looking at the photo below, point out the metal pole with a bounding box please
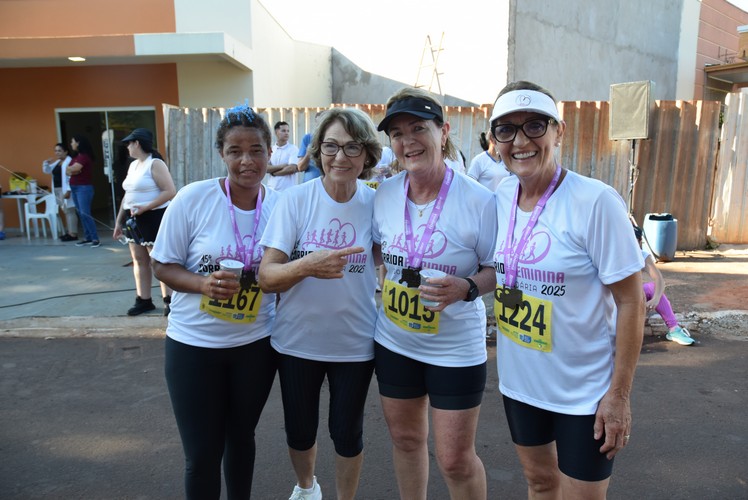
[628,138,637,216]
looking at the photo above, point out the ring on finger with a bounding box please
[217,279,222,287]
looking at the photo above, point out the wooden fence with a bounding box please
[164,93,746,249]
[710,89,748,244]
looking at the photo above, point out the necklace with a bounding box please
[412,199,436,217]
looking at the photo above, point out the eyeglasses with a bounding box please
[491,118,555,143]
[320,142,365,157]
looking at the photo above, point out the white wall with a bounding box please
[676,0,702,99]
[172,0,331,108]
[175,0,253,47]
[249,2,331,107]
[176,61,254,108]
[509,0,684,101]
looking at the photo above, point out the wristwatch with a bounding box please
[464,278,479,302]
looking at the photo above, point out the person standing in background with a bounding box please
[113,128,177,316]
[467,131,509,191]
[634,225,695,345]
[67,135,100,247]
[296,132,322,183]
[444,150,466,174]
[267,121,299,191]
[42,143,78,241]
[0,185,5,240]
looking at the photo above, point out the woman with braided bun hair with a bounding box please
[151,104,280,499]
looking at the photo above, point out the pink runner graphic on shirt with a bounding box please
[301,218,357,250]
[217,234,263,267]
[389,223,448,260]
[496,230,551,265]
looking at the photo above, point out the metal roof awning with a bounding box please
[705,60,748,85]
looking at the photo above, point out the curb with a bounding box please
[0,316,167,338]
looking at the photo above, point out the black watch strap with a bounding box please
[464,278,479,301]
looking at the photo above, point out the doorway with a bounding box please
[57,108,157,227]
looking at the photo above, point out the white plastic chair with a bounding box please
[24,194,59,240]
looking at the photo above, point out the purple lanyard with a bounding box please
[503,165,561,288]
[224,177,263,270]
[403,166,453,268]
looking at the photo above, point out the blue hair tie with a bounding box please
[226,100,255,123]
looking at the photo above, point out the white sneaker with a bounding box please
[288,476,322,500]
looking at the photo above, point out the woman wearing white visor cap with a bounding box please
[490,81,644,499]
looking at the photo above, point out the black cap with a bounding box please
[122,128,153,143]
[377,97,443,134]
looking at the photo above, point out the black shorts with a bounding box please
[503,395,615,482]
[374,342,486,410]
[127,207,166,246]
[277,353,374,458]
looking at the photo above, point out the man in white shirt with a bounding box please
[267,121,300,191]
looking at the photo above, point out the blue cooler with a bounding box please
[643,213,677,262]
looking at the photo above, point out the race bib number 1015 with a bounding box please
[383,280,440,334]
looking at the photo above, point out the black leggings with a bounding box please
[277,352,374,457]
[165,336,277,499]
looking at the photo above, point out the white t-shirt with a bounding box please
[43,156,74,208]
[493,170,644,415]
[369,146,396,183]
[467,152,510,192]
[372,171,498,367]
[151,178,279,348]
[444,155,466,174]
[260,178,378,362]
[121,155,169,210]
[267,142,300,191]
[377,146,395,167]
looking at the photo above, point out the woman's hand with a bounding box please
[594,389,632,460]
[202,271,241,300]
[419,265,495,312]
[303,246,365,279]
[418,274,469,312]
[259,246,367,293]
[418,274,470,311]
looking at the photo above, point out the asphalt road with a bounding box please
[1,333,746,499]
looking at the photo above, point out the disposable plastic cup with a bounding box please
[419,268,446,307]
[219,259,244,279]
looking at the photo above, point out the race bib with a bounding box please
[494,287,552,352]
[383,279,440,334]
[200,283,263,323]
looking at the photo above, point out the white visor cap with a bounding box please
[489,90,561,124]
